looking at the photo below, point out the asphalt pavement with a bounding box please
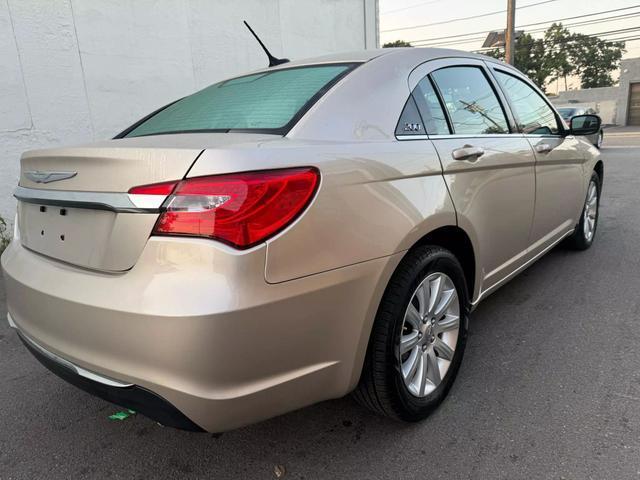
[1,134,640,479]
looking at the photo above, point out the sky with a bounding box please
[379,0,640,91]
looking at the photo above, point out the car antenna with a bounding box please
[243,21,289,67]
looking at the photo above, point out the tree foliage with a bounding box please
[543,23,575,90]
[0,215,10,255]
[484,23,626,91]
[571,34,625,88]
[383,40,412,48]
[485,33,551,90]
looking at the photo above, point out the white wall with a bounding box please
[0,0,378,223]
[549,86,620,125]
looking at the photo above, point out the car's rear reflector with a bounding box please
[144,168,319,249]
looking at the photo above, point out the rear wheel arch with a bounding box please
[349,225,477,392]
[409,226,476,301]
[594,160,604,186]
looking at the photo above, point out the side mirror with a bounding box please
[570,114,601,136]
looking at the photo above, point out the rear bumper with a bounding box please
[16,325,203,431]
[2,238,400,432]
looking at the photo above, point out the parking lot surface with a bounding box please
[1,134,640,479]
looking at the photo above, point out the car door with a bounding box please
[408,58,536,297]
[489,67,585,253]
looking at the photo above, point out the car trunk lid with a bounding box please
[16,133,278,271]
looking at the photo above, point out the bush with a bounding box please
[0,215,11,255]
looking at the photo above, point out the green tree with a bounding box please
[543,23,575,91]
[571,35,625,88]
[383,40,412,48]
[484,34,551,91]
[484,23,626,91]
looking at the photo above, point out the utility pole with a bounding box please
[505,0,516,65]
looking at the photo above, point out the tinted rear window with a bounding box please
[125,64,355,137]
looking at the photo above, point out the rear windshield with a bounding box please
[124,64,356,137]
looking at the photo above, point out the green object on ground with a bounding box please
[108,409,136,421]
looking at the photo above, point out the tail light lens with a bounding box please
[128,180,178,196]
[133,168,319,249]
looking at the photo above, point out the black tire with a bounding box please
[566,171,601,250]
[353,245,469,421]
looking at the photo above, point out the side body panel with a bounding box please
[431,136,536,294]
[526,134,586,252]
[484,63,589,255]
[407,57,536,300]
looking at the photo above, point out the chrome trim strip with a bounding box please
[396,134,430,141]
[396,133,525,141]
[8,313,133,388]
[471,229,574,307]
[428,134,521,139]
[14,186,164,213]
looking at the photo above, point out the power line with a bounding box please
[381,0,558,33]
[512,4,640,29]
[472,32,639,53]
[407,9,640,46]
[473,36,640,55]
[381,0,640,36]
[381,0,443,15]
[411,21,640,48]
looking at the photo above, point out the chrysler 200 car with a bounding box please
[2,48,602,432]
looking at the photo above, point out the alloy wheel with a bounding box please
[583,180,598,241]
[399,272,460,397]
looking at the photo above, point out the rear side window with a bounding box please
[494,70,559,135]
[431,66,509,135]
[124,64,355,137]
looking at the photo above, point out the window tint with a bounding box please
[395,96,425,136]
[412,78,450,135]
[494,70,559,135]
[430,66,508,135]
[125,65,353,137]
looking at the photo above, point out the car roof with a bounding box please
[257,47,507,71]
[284,48,522,142]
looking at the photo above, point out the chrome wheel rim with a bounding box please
[583,180,598,241]
[399,272,460,397]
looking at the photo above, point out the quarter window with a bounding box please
[430,66,509,135]
[494,70,560,135]
[412,78,450,135]
[395,96,425,136]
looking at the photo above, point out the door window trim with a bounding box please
[487,64,567,138]
[427,64,515,137]
[397,57,527,141]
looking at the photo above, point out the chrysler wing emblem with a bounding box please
[25,171,77,184]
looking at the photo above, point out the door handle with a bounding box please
[452,145,485,161]
[535,143,552,154]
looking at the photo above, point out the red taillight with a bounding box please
[128,180,178,196]
[146,168,319,249]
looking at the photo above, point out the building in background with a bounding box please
[0,0,379,221]
[549,57,640,127]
